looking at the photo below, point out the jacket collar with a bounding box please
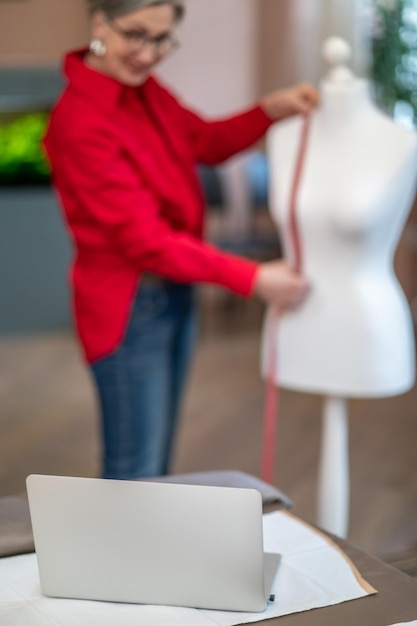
[63,48,146,113]
[62,48,204,211]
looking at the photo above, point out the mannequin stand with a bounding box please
[317,396,349,538]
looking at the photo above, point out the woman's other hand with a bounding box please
[261,83,319,121]
[253,260,309,312]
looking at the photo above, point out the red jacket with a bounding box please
[44,49,273,363]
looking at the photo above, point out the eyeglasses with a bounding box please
[107,20,180,56]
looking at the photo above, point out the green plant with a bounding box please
[0,112,51,186]
[370,0,417,126]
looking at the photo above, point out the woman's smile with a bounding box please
[122,58,152,84]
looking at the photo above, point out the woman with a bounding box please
[44,0,318,480]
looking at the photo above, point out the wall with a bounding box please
[257,0,296,93]
[0,0,374,111]
[258,0,371,94]
[0,0,259,112]
[156,0,261,237]
[157,0,259,116]
[258,0,331,92]
[0,0,89,66]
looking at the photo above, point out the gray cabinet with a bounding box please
[0,188,71,333]
[0,67,72,333]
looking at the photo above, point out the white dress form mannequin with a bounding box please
[262,37,417,537]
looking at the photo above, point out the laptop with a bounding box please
[26,474,280,613]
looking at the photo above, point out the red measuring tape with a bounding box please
[261,112,312,484]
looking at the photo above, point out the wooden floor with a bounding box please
[0,293,417,566]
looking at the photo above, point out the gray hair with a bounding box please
[87,0,184,21]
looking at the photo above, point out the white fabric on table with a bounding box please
[0,511,375,626]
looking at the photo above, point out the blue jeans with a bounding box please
[90,280,198,480]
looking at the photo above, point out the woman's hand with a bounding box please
[261,83,320,121]
[253,260,309,312]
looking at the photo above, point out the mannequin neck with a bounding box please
[318,78,375,128]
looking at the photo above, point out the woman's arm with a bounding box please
[180,104,273,166]
[53,126,258,296]
[51,125,308,310]
[178,83,319,165]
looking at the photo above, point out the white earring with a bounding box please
[90,39,106,57]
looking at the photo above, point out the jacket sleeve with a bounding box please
[53,127,259,297]
[179,103,274,166]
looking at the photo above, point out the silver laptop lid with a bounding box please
[26,474,267,612]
